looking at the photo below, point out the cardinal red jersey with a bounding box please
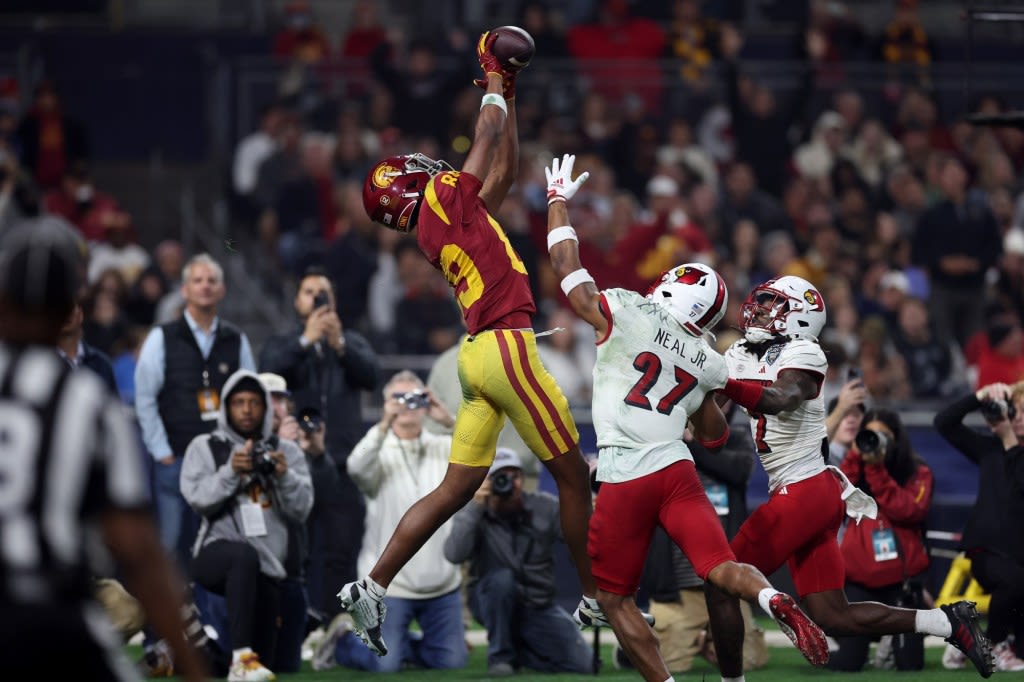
[416,170,535,335]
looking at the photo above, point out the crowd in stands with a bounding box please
[0,0,1022,410]
[4,0,1024,677]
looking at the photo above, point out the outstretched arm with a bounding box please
[464,32,513,196]
[479,67,518,212]
[545,155,605,335]
[721,368,819,415]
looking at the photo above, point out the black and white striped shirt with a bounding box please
[0,342,149,605]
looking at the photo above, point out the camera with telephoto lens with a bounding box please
[250,438,279,476]
[297,406,323,434]
[490,471,515,497]
[855,428,890,456]
[980,398,1017,423]
[394,390,431,410]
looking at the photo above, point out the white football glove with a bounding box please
[545,154,589,205]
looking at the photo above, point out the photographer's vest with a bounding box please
[157,317,242,456]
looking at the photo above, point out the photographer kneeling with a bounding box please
[831,408,933,672]
[444,448,592,677]
[934,382,1024,671]
[180,370,314,681]
[313,370,466,673]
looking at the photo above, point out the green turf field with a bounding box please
[142,642,983,680]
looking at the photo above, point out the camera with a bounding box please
[394,390,431,410]
[297,406,323,434]
[854,428,889,456]
[490,471,516,497]
[980,399,1017,422]
[312,291,330,310]
[250,438,279,476]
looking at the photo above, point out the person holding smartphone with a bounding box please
[259,266,379,625]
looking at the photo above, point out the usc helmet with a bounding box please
[361,153,453,232]
[741,275,827,343]
[647,263,728,337]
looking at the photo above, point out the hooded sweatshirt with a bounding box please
[180,369,313,580]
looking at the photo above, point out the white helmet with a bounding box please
[647,263,728,337]
[741,275,827,343]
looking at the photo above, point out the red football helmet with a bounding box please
[361,153,453,232]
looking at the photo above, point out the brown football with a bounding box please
[489,25,535,72]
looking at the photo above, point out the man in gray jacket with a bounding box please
[444,449,592,677]
[180,369,313,682]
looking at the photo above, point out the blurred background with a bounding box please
[2,0,1024,579]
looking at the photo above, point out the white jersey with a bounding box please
[592,289,729,484]
[724,338,828,492]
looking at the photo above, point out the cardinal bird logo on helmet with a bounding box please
[803,288,824,311]
[674,266,707,285]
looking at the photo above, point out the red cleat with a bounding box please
[768,593,829,666]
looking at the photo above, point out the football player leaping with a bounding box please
[716,276,995,678]
[545,153,829,682]
[338,33,602,658]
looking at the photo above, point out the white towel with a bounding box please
[827,465,878,523]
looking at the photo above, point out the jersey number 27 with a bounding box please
[624,351,697,416]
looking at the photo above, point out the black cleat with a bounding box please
[942,601,995,678]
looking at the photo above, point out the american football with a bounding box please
[489,25,535,72]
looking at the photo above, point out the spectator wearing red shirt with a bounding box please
[616,175,713,292]
[273,0,330,64]
[338,1,386,97]
[975,317,1024,390]
[566,0,666,114]
[16,81,89,191]
[43,163,120,243]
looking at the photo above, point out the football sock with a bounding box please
[915,608,952,637]
[722,676,745,682]
[758,588,780,616]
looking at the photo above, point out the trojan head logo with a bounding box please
[674,265,707,285]
[372,164,398,189]
[803,288,824,311]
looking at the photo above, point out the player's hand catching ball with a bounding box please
[546,154,590,205]
[474,30,516,99]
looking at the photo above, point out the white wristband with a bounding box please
[560,268,595,296]
[480,93,508,116]
[547,225,578,251]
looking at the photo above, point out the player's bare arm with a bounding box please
[544,155,605,334]
[689,394,730,450]
[478,36,518,211]
[463,33,510,193]
[722,367,819,415]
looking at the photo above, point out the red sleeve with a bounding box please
[864,462,932,525]
[839,448,862,481]
[595,293,613,346]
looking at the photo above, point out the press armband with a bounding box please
[560,268,595,296]
[480,93,508,116]
[547,226,578,251]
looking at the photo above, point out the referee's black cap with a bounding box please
[0,218,87,315]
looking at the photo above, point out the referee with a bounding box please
[0,221,206,681]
